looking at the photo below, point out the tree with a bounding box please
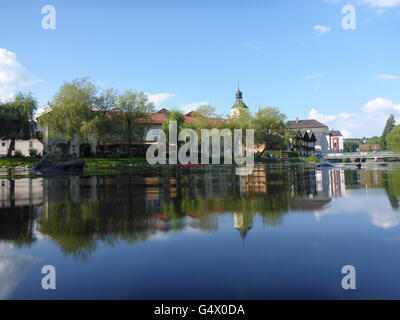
[189,105,225,135]
[192,105,218,118]
[0,92,38,156]
[162,109,187,141]
[286,130,302,152]
[81,88,119,154]
[380,115,396,150]
[253,107,287,157]
[39,78,97,149]
[368,136,380,145]
[114,90,155,153]
[386,125,400,152]
[344,141,358,152]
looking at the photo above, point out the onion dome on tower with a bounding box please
[230,82,249,117]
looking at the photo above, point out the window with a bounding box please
[1,142,5,147]
[29,141,33,148]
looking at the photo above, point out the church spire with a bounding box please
[236,81,243,101]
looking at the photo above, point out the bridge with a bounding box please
[322,151,400,161]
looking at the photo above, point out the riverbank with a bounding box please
[0,156,320,169]
[0,157,148,168]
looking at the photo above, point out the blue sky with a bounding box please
[0,0,399,138]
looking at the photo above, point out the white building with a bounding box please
[0,139,43,157]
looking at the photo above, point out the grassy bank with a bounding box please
[0,157,148,168]
[0,157,41,168]
[1,155,319,169]
[84,157,147,168]
[289,156,321,164]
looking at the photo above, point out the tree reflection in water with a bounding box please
[1,165,400,259]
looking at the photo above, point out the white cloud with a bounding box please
[308,97,400,138]
[0,48,41,102]
[146,93,175,107]
[0,243,36,299]
[339,112,356,120]
[361,97,398,113]
[308,108,336,123]
[361,0,400,8]
[313,189,400,229]
[181,101,210,114]
[374,74,400,80]
[314,25,331,37]
[340,129,352,138]
[304,74,321,80]
[323,0,400,12]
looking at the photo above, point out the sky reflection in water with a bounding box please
[1,164,400,299]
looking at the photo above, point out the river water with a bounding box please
[1,164,400,299]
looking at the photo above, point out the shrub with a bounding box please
[310,154,318,163]
[14,150,24,157]
[29,148,38,157]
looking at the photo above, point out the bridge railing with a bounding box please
[322,151,400,158]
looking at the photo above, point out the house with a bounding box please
[297,130,317,156]
[40,108,227,157]
[0,139,43,157]
[359,144,380,152]
[288,118,329,154]
[328,130,344,152]
[287,118,344,154]
[40,88,264,158]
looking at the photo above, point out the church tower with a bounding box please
[230,82,249,118]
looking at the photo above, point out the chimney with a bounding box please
[296,117,299,124]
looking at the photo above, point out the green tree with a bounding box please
[39,78,97,149]
[0,92,38,156]
[81,88,119,154]
[386,125,400,152]
[253,107,287,157]
[114,90,155,153]
[286,130,302,152]
[380,114,396,150]
[192,104,218,118]
[344,141,358,152]
[162,109,187,141]
[368,136,380,145]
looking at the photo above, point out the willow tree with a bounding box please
[39,78,97,150]
[81,88,119,154]
[113,90,155,153]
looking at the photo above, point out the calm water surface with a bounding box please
[1,164,400,299]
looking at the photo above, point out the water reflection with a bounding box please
[1,165,400,260]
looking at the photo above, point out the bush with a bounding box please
[29,148,38,157]
[14,150,23,157]
[310,154,318,163]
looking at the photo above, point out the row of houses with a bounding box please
[287,118,344,156]
[1,88,343,157]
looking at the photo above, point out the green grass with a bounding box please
[289,157,321,164]
[83,157,147,168]
[0,157,148,168]
[0,157,40,168]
